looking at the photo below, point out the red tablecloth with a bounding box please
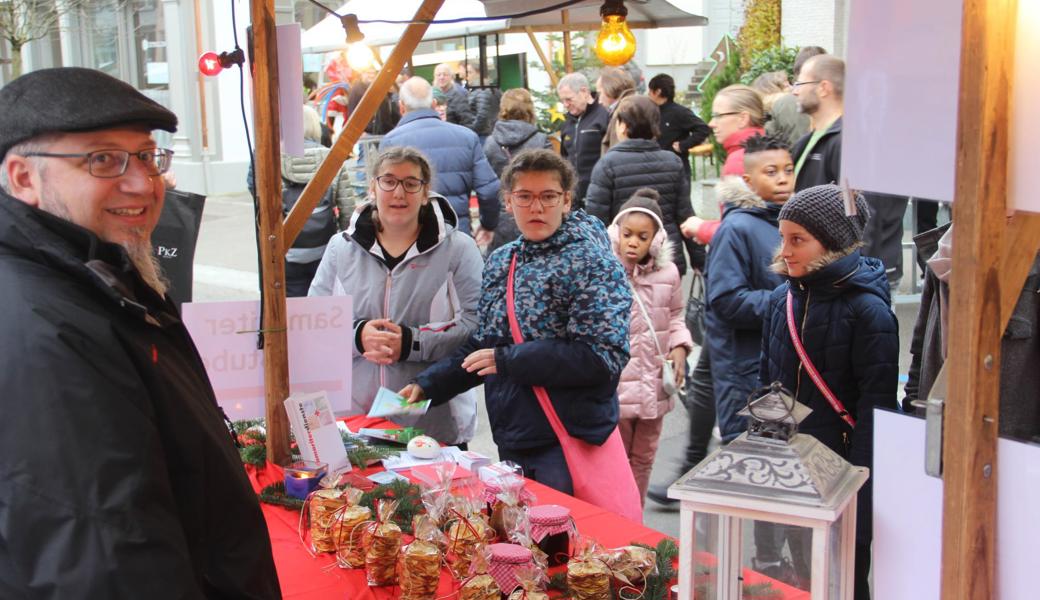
[249,416,808,600]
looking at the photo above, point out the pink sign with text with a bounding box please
[182,296,352,419]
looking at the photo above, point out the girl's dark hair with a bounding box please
[617,188,664,230]
[614,95,660,140]
[500,148,576,195]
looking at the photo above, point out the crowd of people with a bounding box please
[303,51,897,597]
[2,42,1035,597]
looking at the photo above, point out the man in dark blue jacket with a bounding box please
[382,76,500,241]
[558,72,610,208]
[647,73,711,179]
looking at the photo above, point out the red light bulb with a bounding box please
[198,51,224,76]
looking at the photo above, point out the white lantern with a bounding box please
[669,382,868,599]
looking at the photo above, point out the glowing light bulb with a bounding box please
[346,43,375,72]
[594,2,636,66]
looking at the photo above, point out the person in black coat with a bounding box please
[557,72,611,207]
[0,67,280,598]
[584,95,696,275]
[761,185,898,600]
[647,73,711,178]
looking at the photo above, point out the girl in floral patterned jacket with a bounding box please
[402,149,633,494]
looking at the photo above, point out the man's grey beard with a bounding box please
[122,233,169,298]
[38,190,168,296]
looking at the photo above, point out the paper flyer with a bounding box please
[284,391,351,473]
[366,386,431,418]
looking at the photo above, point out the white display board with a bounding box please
[843,0,963,201]
[873,410,1040,598]
[182,296,353,420]
[1009,1,1040,213]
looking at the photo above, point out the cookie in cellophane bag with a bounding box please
[459,545,501,600]
[446,496,492,579]
[566,536,612,600]
[307,486,362,554]
[333,504,372,568]
[398,539,442,600]
[364,499,402,586]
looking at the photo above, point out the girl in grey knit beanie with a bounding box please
[776,184,870,277]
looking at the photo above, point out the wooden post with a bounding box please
[941,0,1017,597]
[562,10,573,74]
[283,0,446,248]
[525,27,559,89]
[250,0,291,465]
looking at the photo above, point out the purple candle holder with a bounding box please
[284,460,327,500]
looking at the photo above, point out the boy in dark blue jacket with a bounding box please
[705,134,793,441]
[761,184,899,599]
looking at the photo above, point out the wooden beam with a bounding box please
[251,0,291,465]
[561,10,573,74]
[941,0,1017,597]
[1000,213,1040,327]
[283,0,446,248]
[525,27,559,89]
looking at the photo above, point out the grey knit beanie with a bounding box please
[778,184,870,252]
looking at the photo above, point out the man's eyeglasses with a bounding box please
[23,148,174,178]
[510,190,565,207]
[710,111,742,120]
[375,175,426,194]
[792,80,822,89]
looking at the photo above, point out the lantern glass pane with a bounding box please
[692,513,721,598]
[744,520,813,597]
[827,514,844,600]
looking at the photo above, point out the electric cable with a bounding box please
[230,0,267,350]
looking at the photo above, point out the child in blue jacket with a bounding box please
[705,134,793,442]
[760,184,899,599]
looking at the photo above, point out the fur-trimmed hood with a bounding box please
[772,247,890,305]
[608,206,674,271]
[716,176,768,210]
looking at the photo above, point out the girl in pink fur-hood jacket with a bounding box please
[608,189,693,503]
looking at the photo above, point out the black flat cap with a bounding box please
[0,67,178,160]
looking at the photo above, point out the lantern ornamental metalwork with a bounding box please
[668,382,868,599]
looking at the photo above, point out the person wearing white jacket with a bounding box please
[309,146,484,445]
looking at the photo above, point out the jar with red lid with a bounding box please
[528,504,573,566]
[488,542,535,596]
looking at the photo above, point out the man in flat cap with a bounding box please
[0,68,280,598]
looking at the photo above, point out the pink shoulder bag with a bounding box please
[786,290,856,428]
[506,254,643,523]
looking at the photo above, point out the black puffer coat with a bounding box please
[584,138,694,274]
[0,193,280,599]
[467,87,501,137]
[560,100,610,205]
[760,249,899,542]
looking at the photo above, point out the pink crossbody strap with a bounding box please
[786,289,856,428]
[506,254,570,435]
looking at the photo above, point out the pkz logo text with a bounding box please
[156,246,179,259]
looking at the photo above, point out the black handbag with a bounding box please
[685,269,706,347]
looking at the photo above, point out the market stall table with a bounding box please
[245,416,809,599]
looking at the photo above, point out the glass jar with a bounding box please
[528,504,572,566]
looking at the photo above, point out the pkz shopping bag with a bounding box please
[152,188,205,308]
[506,254,642,523]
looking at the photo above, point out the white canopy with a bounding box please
[478,0,708,29]
[301,0,507,53]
